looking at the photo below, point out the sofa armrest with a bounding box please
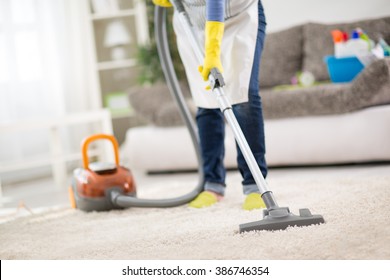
[350,57,390,107]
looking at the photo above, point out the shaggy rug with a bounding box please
[0,165,389,260]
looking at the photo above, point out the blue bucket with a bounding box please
[324,55,364,83]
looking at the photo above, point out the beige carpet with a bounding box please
[1,165,389,260]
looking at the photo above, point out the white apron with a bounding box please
[173,0,258,109]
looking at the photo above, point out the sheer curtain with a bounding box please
[0,0,66,121]
[0,0,97,180]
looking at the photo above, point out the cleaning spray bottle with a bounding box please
[345,29,370,57]
[331,30,348,58]
[378,37,390,56]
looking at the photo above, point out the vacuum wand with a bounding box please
[171,0,325,232]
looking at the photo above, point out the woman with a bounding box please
[153,0,267,210]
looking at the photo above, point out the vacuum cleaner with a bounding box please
[69,0,325,233]
[69,133,137,211]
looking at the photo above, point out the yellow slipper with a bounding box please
[189,191,220,208]
[242,193,266,210]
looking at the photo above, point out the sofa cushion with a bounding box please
[303,16,390,81]
[260,25,303,88]
[155,99,197,127]
[262,83,349,119]
[261,58,390,119]
[128,81,195,127]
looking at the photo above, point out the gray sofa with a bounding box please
[260,16,390,119]
[122,16,390,172]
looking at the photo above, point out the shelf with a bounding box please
[87,0,149,142]
[97,58,137,71]
[91,9,137,21]
[111,112,134,120]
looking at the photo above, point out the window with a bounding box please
[0,0,66,162]
[0,34,8,84]
[0,0,99,184]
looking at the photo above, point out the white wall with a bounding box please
[263,0,390,32]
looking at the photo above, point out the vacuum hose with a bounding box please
[111,6,204,208]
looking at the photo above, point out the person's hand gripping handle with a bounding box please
[152,0,172,8]
[153,0,225,89]
[198,21,225,89]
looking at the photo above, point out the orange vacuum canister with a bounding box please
[69,134,136,211]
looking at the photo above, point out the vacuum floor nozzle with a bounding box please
[239,207,325,233]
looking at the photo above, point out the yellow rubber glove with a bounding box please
[198,21,224,81]
[152,0,172,8]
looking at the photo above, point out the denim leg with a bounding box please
[196,108,226,195]
[232,0,267,194]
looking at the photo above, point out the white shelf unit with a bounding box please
[88,0,149,142]
[90,9,137,20]
[97,58,137,71]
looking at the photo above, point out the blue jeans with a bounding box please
[196,0,267,195]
